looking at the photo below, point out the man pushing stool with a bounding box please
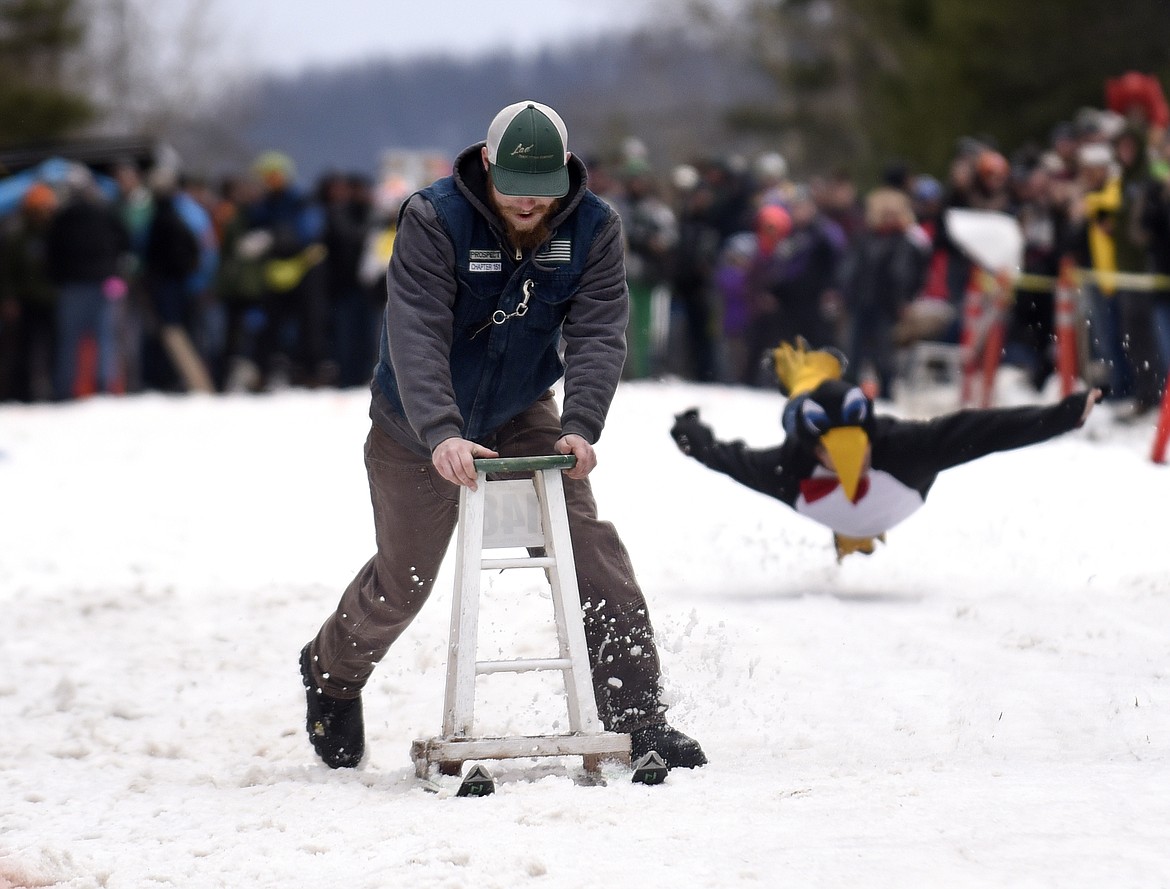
[299,100,706,773]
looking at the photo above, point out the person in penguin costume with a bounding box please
[670,338,1102,561]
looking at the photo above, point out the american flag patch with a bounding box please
[535,239,571,264]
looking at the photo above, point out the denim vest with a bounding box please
[374,176,612,443]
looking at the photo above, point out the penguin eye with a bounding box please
[801,399,830,436]
[842,387,869,425]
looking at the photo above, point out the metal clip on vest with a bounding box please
[472,278,535,340]
[490,278,534,326]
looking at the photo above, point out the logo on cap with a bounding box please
[486,100,570,198]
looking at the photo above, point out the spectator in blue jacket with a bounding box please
[45,166,131,400]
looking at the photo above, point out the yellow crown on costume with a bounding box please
[771,337,843,397]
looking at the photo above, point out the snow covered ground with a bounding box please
[2,372,1167,888]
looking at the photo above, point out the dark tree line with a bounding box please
[5,0,1169,187]
[721,0,1170,178]
[0,0,92,146]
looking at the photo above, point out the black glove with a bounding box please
[1070,387,1104,427]
[671,409,714,456]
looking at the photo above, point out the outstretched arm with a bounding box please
[882,389,1102,478]
[670,409,797,503]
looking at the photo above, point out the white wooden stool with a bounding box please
[411,455,631,779]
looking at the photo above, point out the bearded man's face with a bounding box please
[486,186,559,252]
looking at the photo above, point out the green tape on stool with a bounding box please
[473,455,577,473]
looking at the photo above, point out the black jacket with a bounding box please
[672,393,1092,537]
[46,197,130,285]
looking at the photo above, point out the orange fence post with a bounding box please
[1151,375,1170,464]
[958,270,985,407]
[1054,256,1080,397]
[978,271,1012,408]
[959,268,1010,408]
[73,336,98,399]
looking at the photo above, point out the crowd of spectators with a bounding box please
[0,151,390,401]
[3,76,1170,418]
[599,78,1170,418]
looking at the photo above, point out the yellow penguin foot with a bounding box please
[833,532,887,563]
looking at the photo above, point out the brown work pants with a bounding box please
[306,392,666,733]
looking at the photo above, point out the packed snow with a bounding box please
[1,372,1167,888]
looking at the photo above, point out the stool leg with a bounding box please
[443,477,486,741]
[535,469,603,736]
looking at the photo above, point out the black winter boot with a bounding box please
[631,723,707,770]
[299,644,365,769]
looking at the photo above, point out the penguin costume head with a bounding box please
[774,338,874,503]
[782,379,875,502]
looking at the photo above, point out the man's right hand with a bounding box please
[432,437,500,490]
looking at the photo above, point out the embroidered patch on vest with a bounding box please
[469,249,502,272]
[535,239,571,264]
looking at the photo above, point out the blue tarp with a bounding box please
[0,157,119,217]
[175,190,219,292]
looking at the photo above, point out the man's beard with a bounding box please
[487,192,559,252]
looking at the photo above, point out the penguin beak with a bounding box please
[819,427,869,502]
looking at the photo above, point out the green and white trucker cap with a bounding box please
[485,100,570,198]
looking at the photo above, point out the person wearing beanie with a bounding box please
[0,183,59,401]
[1071,140,1138,404]
[839,187,929,399]
[245,149,328,389]
[299,101,706,775]
[740,184,846,386]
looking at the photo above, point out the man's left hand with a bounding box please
[555,434,595,479]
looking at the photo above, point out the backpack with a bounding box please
[146,197,201,279]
